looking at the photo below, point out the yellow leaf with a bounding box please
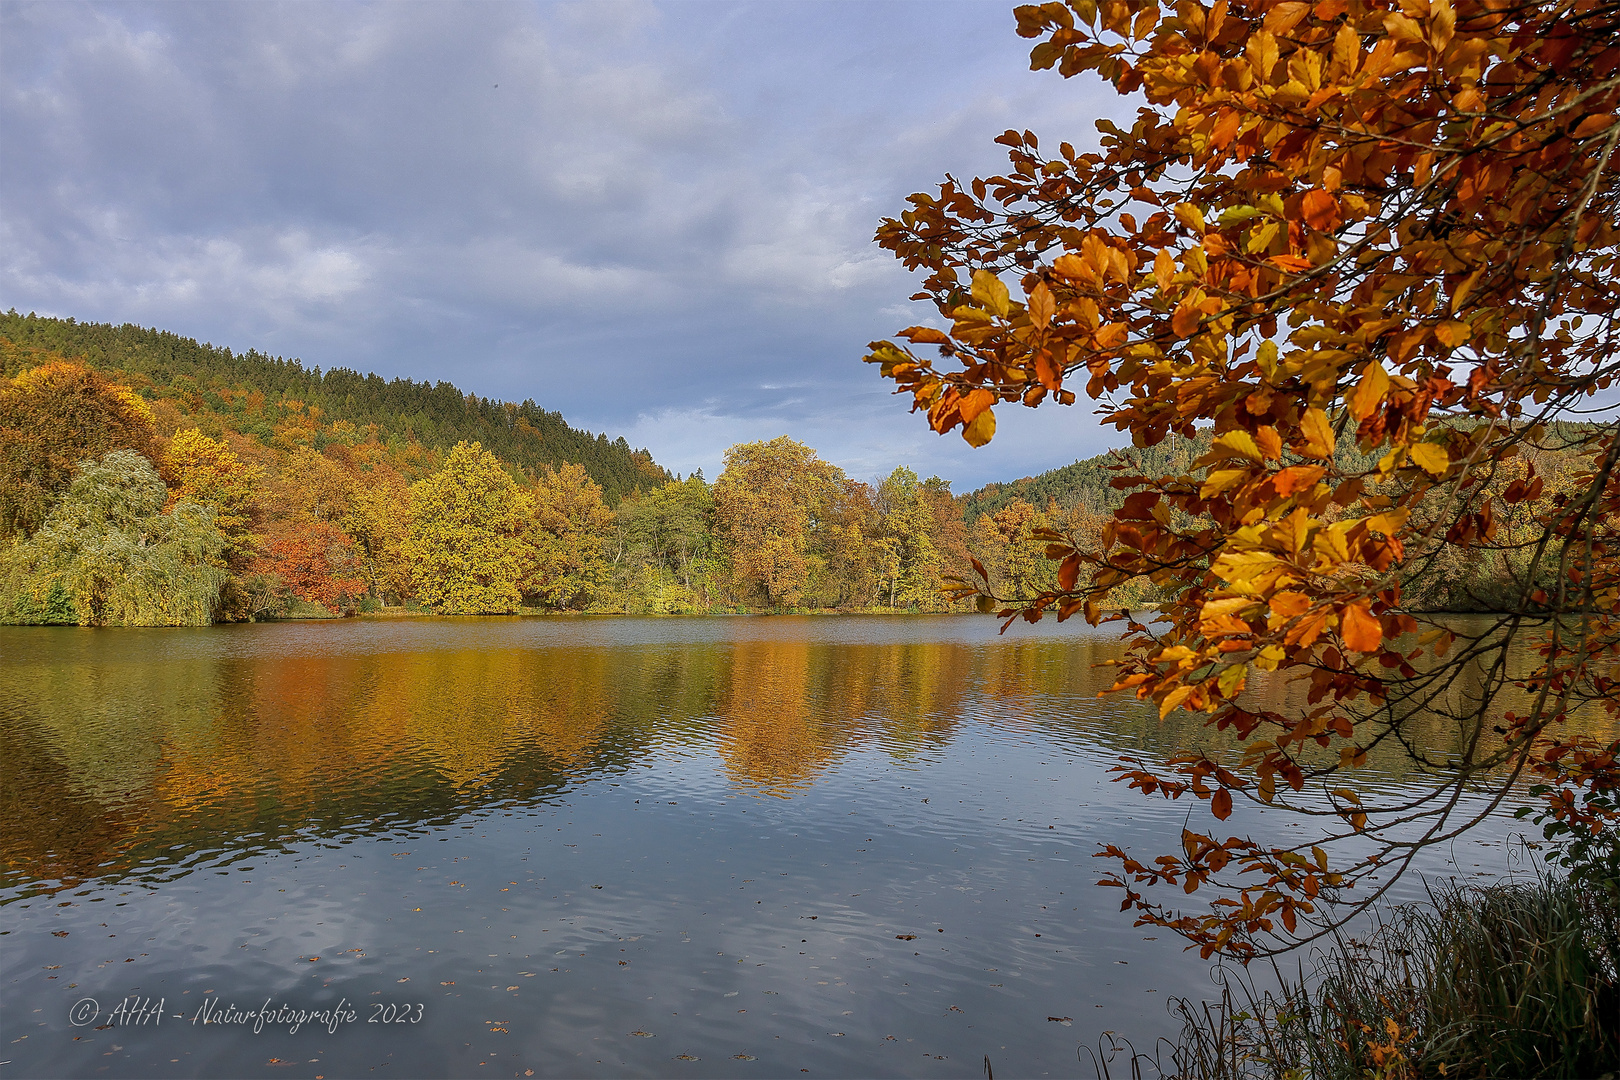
[1433,320,1470,349]
[1384,10,1424,42]
[1331,22,1360,74]
[1217,665,1247,698]
[1212,430,1264,462]
[1365,507,1409,535]
[1255,426,1282,459]
[1317,521,1352,565]
[971,269,1011,318]
[1299,407,1336,459]
[1213,550,1279,584]
[1255,340,1280,383]
[1159,685,1195,718]
[1174,203,1207,234]
[1247,29,1280,81]
[1201,596,1256,620]
[1409,442,1450,476]
[1346,363,1390,421]
[1201,468,1250,498]
[962,406,996,447]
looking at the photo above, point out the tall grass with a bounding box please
[1097,875,1620,1079]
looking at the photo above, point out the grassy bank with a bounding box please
[1108,874,1620,1079]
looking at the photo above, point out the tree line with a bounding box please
[3,329,1584,626]
[0,337,1089,624]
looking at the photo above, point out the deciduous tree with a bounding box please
[868,0,1620,957]
[160,428,261,563]
[405,441,531,615]
[525,462,616,610]
[250,521,364,614]
[0,359,158,539]
[2,450,227,626]
[714,437,844,608]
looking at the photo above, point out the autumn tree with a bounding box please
[250,521,364,614]
[874,467,966,610]
[714,437,845,608]
[262,445,356,526]
[160,428,261,563]
[612,474,718,610]
[1,450,227,626]
[867,0,1620,957]
[0,359,158,539]
[342,465,414,604]
[969,497,1055,599]
[405,441,531,614]
[524,462,616,610]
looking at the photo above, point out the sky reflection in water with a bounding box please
[0,616,1541,1078]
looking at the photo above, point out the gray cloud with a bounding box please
[1,0,1133,487]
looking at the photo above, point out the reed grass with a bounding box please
[1092,874,1619,1079]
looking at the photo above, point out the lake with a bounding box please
[0,616,1543,1078]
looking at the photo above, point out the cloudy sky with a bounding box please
[1,1,1134,489]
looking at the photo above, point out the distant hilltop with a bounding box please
[0,310,669,503]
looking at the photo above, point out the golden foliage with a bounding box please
[868,0,1620,957]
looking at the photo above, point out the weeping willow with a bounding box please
[1,450,228,626]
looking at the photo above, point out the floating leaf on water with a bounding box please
[629,1031,655,1038]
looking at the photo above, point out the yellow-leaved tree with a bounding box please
[160,428,261,563]
[405,441,532,615]
[524,462,616,610]
[713,437,844,609]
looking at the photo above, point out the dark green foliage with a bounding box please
[963,433,1212,521]
[0,311,669,504]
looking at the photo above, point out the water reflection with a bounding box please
[5,616,1612,906]
[1,623,1069,896]
[3,616,1609,1080]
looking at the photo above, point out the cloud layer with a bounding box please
[1,0,1132,487]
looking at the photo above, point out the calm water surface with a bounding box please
[0,616,1542,1078]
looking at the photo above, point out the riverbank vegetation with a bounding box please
[3,313,1602,626]
[2,317,1134,623]
[1135,870,1619,1079]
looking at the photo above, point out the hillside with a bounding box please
[962,434,1210,521]
[0,311,668,503]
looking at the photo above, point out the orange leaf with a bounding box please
[1341,601,1382,653]
[958,388,995,425]
[1211,789,1233,820]
[1269,591,1311,619]
[1172,300,1202,338]
[1029,281,1056,329]
[1058,554,1080,592]
[1034,350,1063,390]
[1273,465,1325,496]
[1301,190,1341,232]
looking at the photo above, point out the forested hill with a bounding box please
[963,434,1211,522]
[0,311,668,503]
